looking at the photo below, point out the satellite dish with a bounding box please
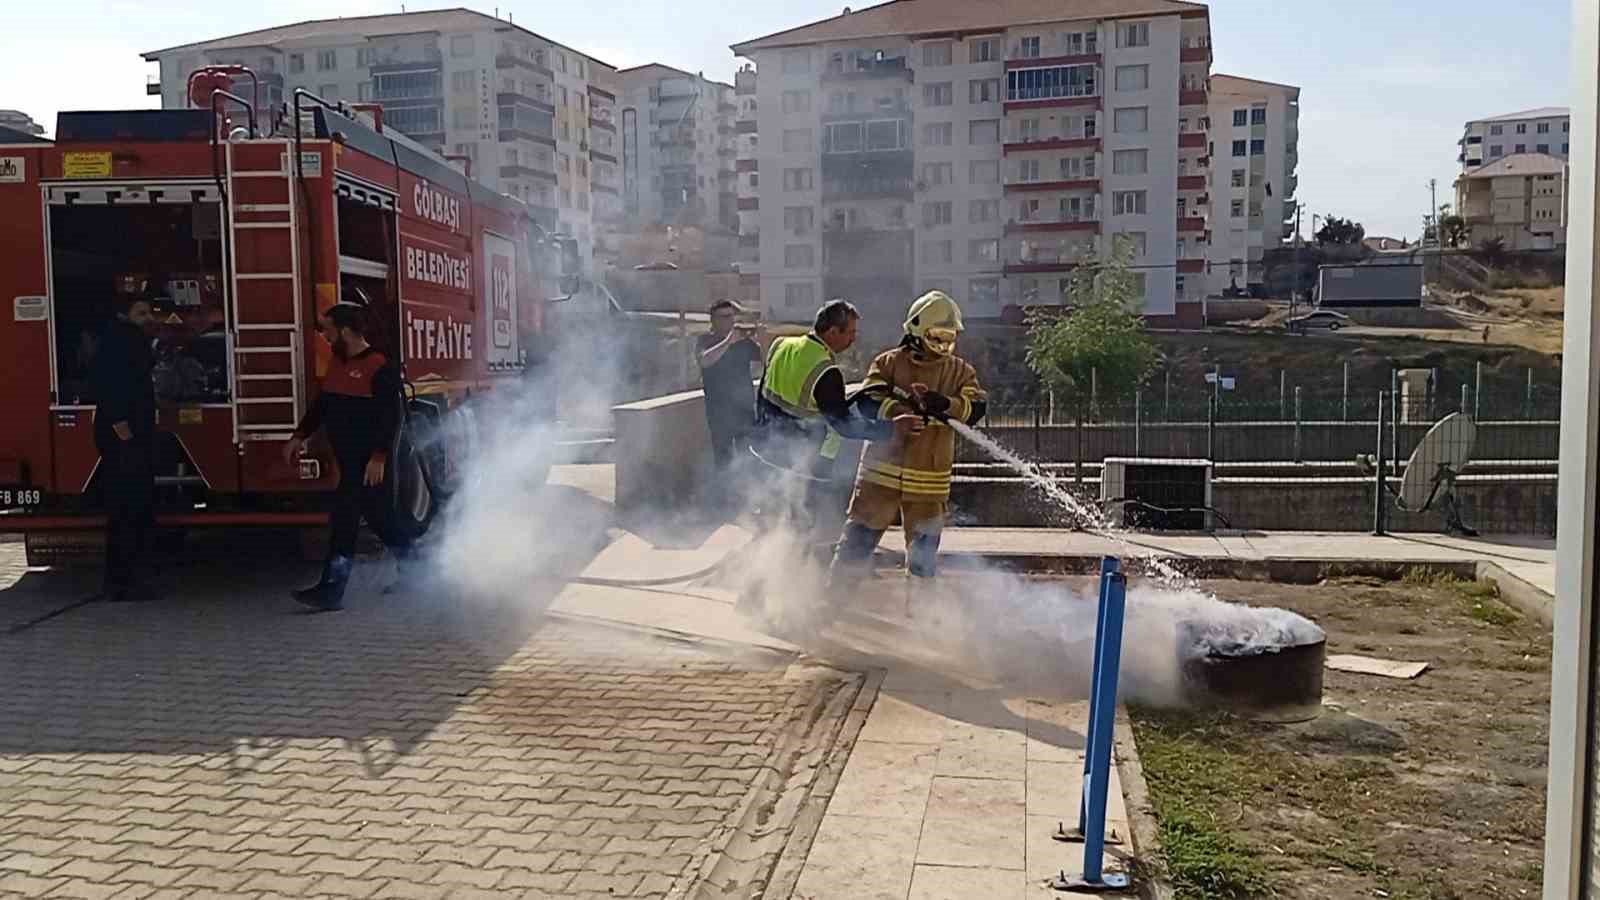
[1396,412,1478,536]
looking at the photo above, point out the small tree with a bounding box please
[1315,215,1366,246]
[1025,235,1161,412]
[1439,213,1469,248]
[1476,235,1508,267]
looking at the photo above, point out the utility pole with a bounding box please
[1292,203,1303,314]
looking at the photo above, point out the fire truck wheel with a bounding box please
[383,423,436,542]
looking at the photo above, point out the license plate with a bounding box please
[0,488,44,510]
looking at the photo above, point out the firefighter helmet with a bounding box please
[904,290,964,357]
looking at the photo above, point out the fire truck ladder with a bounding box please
[224,141,305,443]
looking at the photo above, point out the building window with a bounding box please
[785,245,815,268]
[1117,231,1147,256]
[924,82,953,106]
[1018,36,1041,58]
[1516,123,1528,134]
[782,49,810,74]
[970,160,999,185]
[1564,120,1571,132]
[1231,168,1246,187]
[555,52,567,73]
[452,70,473,92]
[1006,64,1096,101]
[357,83,372,101]
[1019,197,1042,220]
[970,39,999,63]
[783,206,815,233]
[969,278,999,307]
[923,122,952,146]
[558,86,569,106]
[450,35,474,58]
[453,107,476,129]
[1060,155,1093,178]
[318,84,340,101]
[1538,143,1550,154]
[921,162,953,185]
[1564,143,1570,154]
[1061,30,1098,55]
[781,90,811,113]
[923,42,952,66]
[969,198,1000,223]
[1231,139,1247,157]
[1231,198,1244,217]
[1060,196,1095,221]
[1488,144,1503,158]
[355,48,371,67]
[969,78,1001,104]
[783,168,814,190]
[1018,158,1041,182]
[1249,139,1265,155]
[1489,124,1503,135]
[1115,65,1149,92]
[969,239,999,263]
[782,128,812,152]
[577,193,589,211]
[1116,22,1150,48]
[1232,109,1247,127]
[577,159,588,177]
[559,188,571,208]
[1538,122,1551,134]
[1112,190,1147,215]
[969,119,1000,144]
[785,282,816,310]
[1112,149,1148,175]
[923,201,953,227]
[316,50,337,71]
[1516,143,1527,153]
[1251,107,1267,125]
[289,53,305,73]
[1018,118,1041,142]
[923,240,953,264]
[1113,107,1148,134]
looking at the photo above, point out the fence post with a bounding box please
[1526,367,1534,420]
[1134,390,1142,456]
[1033,392,1042,455]
[1207,396,1217,461]
[1293,386,1303,463]
[1091,368,1099,422]
[1279,369,1287,420]
[1164,368,1171,421]
[1342,361,1349,421]
[1475,360,1483,422]
[1461,383,1470,417]
[1390,388,1400,479]
[1075,408,1084,486]
[1374,390,1387,536]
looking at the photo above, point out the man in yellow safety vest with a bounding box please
[827,290,987,582]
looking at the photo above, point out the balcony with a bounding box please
[369,47,443,74]
[1177,217,1208,233]
[821,99,912,123]
[499,128,557,147]
[1180,46,1210,63]
[822,55,912,82]
[1005,218,1101,234]
[1177,258,1207,274]
[1003,136,1099,155]
[1004,178,1100,194]
[737,197,759,211]
[589,147,618,164]
[1005,93,1100,112]
[374,71,443,102]
[587,84,616,102]
[497,91,555,115]
[1003,236,1097,273]
[654,126,694,148]
[1005,53,1102,71]
[589,115,616,133]
[500,164,557,182]
[737,120,757,134]
[1179,89,1208,107]
[1177,175,1207,191]
[1178,132,1207,149]
[736,158,758,173]
[496,53,554,78]
[821,174,914,202]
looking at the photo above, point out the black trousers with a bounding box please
[100,438,155,591]
[328,455,411,560]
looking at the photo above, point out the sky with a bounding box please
[2,0,1571,240]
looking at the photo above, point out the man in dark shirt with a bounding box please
[697,300,762,500]
[91,298,159,603]
[284,302,409,612]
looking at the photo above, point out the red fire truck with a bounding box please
[0,71,576,564]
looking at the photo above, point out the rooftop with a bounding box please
[1471,106,1570,124]
[1210,73,1300,96]
[141,7,616,71]
[732,0,1207,54]
[1460,152,1568,180]
[616,63,733,90]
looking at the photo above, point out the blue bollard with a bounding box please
[1060,556,1123,845]
[1054,570,1132,893]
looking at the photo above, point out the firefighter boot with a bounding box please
[292,555,353,612]
[383,545,422,595]
[826,523,885,594]
[906,525,943,579]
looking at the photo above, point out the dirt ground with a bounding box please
[1132,573,1549,900]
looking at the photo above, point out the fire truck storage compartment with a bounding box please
[49,187,229,407]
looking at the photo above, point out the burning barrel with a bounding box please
[1178,617,1326,722]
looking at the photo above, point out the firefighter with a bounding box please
[283,302,412,612]
[828,290,987,584]
[91,297,159,603]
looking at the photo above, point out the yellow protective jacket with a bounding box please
[856,346,986,501]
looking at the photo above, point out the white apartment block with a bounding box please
[618,65,740,230]
[141,9,620,264]
[1454,153,1568,250]
[1459,106,1570,173]
[1205,73,1298,294]
[732,0,1214,329]
[735,65,762,305]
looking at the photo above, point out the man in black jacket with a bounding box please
[91,298,159,603]
[283,302,409,612]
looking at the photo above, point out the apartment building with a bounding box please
[1459,106,1570,173]
[618,65,740,230]
[735,64,762,305]
[1205,73,1298,294]
[731,0,1213,330]
[140,9,619,263]
[1454,153,1568,250]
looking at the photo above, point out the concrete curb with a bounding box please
[1112,707,1175,900]
[1478,561,1554,624]
[875,548,1483,584]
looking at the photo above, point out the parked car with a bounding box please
[1287,309,1351,333]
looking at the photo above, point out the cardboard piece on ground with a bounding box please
[1325,654,1429,679]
